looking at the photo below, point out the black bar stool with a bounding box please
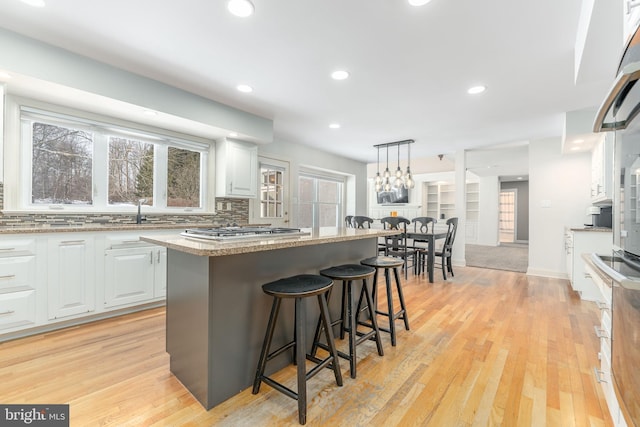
[252,274,343,425]
[360,256,410,346]
[310,264,384,379]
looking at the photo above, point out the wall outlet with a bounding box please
[216,202,224,210]
[226,202,232,210]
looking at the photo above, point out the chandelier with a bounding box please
[373,139,415,192]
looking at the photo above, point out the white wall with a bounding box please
[528,137,592,278]
[477,175,500,246]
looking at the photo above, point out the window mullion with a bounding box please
[155,145,168,209]
[93,133,109,209]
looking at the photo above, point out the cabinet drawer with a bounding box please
[0,256,36,292]
[0,238,37,256]
[0,290,36,331]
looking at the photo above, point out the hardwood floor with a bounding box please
[0,266,613,426]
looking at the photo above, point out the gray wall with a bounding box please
[500,180,529,242]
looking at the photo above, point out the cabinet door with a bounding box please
[104,247,155,308]
[0,290,36,331]
[47,237,95,319]
[154,247,167,298]
[227,141,257,197]
[216,139,258,198]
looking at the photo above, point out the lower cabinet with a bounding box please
[47,236,95,320]
[104,246,166,308]
[0,290,36,331]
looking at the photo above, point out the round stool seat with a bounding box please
[262,274,333,298]
[320,264,375,280]
[361,256,404,269]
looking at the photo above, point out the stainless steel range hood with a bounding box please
[594,25,640,132]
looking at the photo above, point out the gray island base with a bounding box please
[141,227,398,410]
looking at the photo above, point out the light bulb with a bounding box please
[394,176,404,188]
[395,166,403,179]
[383,167,391,179]
[375,182,382,192]
[405,175,415,189]
[375,172,382,185]
[384,179,391,192]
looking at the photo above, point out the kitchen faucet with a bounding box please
[136,199,147,224]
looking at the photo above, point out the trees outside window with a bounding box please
[31,122,93,205]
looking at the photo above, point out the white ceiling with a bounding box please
[0,0,624,164]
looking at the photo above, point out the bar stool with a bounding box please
[360,256,410,346]
[310,264,384,379]
[252,274,343,425]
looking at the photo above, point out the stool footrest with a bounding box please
[266,341,295,362]
[261,376,297,401]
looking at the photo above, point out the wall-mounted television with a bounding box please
[377,186,408,204]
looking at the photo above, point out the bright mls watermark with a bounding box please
[0,405,69,426]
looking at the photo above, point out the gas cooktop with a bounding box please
[181,226,310,241]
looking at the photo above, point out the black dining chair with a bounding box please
[411,217,435,275]
[380,216,416,279]
[345,215,354,228]
[352,216,373,229]
[434,217,458,280]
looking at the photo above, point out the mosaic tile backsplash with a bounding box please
[0,182,250,227]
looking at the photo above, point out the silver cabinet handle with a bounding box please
[594,325,609,339]
[593,366,607,383]
[156,250,161,264]
[0,310,15,316]
[0,275,16,281]
[596,301,609,310]
[149,251,154,265]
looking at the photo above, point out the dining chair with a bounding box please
[380,216,416,279]
[434,217,458,280]
[345,215,354,228]
[411,217,435,275]
[352,216,373,229]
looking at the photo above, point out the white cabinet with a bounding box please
[565,229,612,301]
[47,235,95,319]
[591,133,613,205]
[624,0,640,46]
[0,237,39,332]
[216,138,258,198]
[103,235,168,308]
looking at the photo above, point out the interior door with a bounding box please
[251,157,290,227]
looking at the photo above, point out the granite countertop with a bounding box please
[141,227,399,257]
[568,226,613,232]
[0,223,219,234]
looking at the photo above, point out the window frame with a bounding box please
[297,170,345,228]
[4,96,213,214]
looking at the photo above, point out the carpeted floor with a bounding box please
[465,243,528,273]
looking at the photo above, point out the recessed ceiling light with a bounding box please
[20,0,45,7]
[467,85,487,95]
[0,71,11,79]
[329,123,341,129]
[517,176,523,180]
[143,109,158,116]
[229,132,239,137]
[236,84,253,93]
[331,70,350,80]
[570,146,582,151]
[227,0,254,17]
[408,0,432,5]
[573,138,584,144]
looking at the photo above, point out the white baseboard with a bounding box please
[526,268,568,279]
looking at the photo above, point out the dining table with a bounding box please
[406,230,448,283]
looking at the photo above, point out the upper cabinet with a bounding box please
[592,133,613,205]
[624,0,640,45]
[215,138,258,198]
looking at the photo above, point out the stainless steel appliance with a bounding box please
[593,23,640,427]
[181,226,310,241]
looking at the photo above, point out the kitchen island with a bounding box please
[141,227,398,410]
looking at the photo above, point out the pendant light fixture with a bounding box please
[374,146,383,192]
[405,143,415,189]
[371,139,414,192]
[384,146,392,191]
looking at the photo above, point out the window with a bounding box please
[18,105,209,212]
[32,122,94,205]
[260,165,284,218]
[298,173,344,228]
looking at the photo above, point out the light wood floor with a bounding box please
[0,266,613,426]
